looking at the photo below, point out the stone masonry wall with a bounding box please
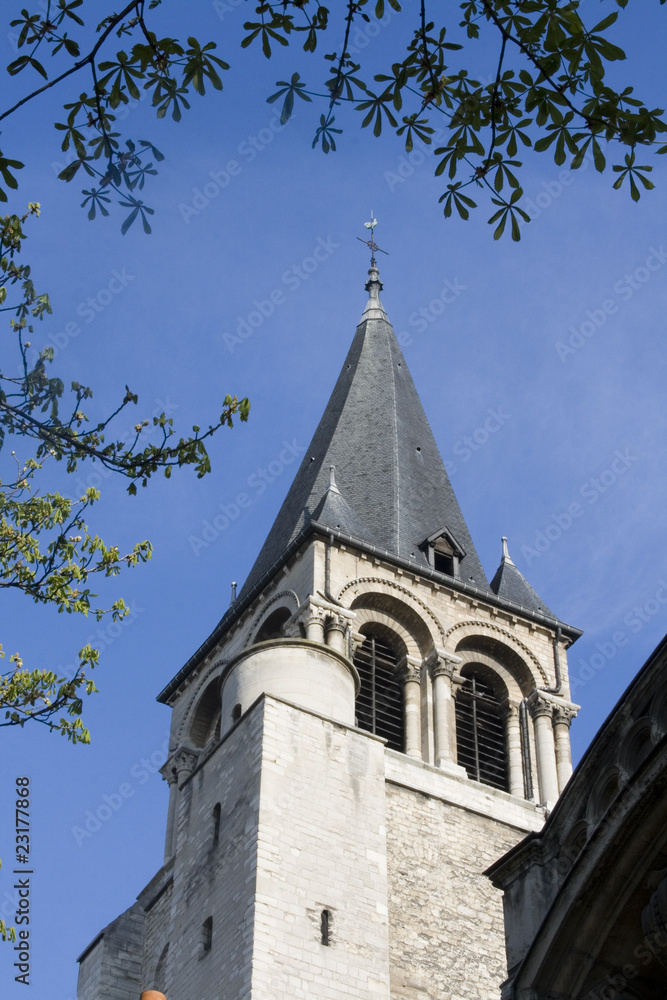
[141,877,172,991]
[158,698,264,1000]
[76,903,144,1000]
[385,782,525,1000]
[251,697,391,1000]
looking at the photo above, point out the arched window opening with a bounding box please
[190,680,222,748]
[255,607,291,643]
[455,670,508,791]
[154,942,169,993]
[354,632,404,752]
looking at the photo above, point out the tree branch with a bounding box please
[0,0,140,124]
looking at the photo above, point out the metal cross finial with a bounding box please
[357,212,388,267]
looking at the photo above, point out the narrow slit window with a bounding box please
[202,916,213,954]
[231,703,242,723]
[212,803,221,848]
[321,909,332,946]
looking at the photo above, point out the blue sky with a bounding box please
[1,2,666,996]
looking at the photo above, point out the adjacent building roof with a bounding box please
[237,265,489,601]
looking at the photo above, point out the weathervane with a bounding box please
[357,212,388,267]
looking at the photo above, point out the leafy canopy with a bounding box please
[0,203,248,747]
[1,0,666,239]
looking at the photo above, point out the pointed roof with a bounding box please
[158,271,583,705]
[490,537,556,618]
[237,265,488,601]
[310,467,376,541]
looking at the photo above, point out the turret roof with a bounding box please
[489,537,556,619]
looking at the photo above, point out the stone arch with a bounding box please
[586,764,622,828]
[338,576,445,656]
[253,606,292,643]
[352,607,415,662]
[650,682,667,742]
[187,677,222,748]
[456,648,523,704]
[618,717,653,777]
[153,942,169,994]
[175,658,225,747]
[557,818,588,879]
[445,619,548,687]
[250,590,300,642]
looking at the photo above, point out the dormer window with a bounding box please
[423,526,465,579]
[433,538,456,576]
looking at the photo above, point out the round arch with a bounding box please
[456,648,523,704]
[251,590,300,642]
[175,658,225,747]
[446,619,549,688]
[187,677,222,748]
[339,576,444,657]
[352,607,415,662]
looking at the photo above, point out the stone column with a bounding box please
[429,652,461,767]
[503,701,524,798]
[528,693,559,806]
[553,704,577,792]
[174,747,198,788]
[160,762,179,861]
[400,657,422,759]
[303,607,326,643]
[325,614,348,655]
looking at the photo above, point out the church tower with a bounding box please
[77,258,581,1000]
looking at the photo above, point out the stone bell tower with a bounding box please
[77,257,581,1000]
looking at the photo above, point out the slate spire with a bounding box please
[237,265,488,600]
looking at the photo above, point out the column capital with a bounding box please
[325,613,350,635]
[173,747,199,785]
[501,699,521,722]
[429,649,462,680]
[398,655,422,684]
[160,758,179,786]
[294,603,326,629]
[527,690,557,720]
[553,703,578,727]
